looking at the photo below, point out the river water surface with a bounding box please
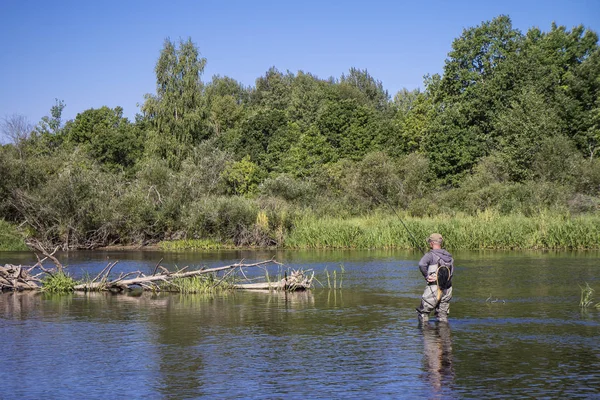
[1,249,599,399]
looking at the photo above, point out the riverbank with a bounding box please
[159,212,600,251]
[281,212,600,250]
[3,212,600,252]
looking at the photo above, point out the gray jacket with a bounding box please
[418,249,454,278]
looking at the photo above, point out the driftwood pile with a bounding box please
[0,264,42,291]
[71,259,313,292]
[1,242,314,293]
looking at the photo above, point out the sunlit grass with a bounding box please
[285,212,600,250]
[160,273,233,294]
[158,238,235,251]
[41,272,77,293]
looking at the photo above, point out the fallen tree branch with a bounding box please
[73,259,279,291]
[26,240,64,272]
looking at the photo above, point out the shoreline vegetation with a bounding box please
[3,212,600,251]
[158,212,600,251]
[1,16,599,253]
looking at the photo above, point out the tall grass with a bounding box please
[161,273,233,293]
[285,211,600,250]
[158,238,234,251]
[314,264,345,289]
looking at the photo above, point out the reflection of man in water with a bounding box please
[421,323,454,394]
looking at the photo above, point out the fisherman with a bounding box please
[416,233,454,324]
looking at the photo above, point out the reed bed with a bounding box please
[162,274,233,294]
[285,212,600,250]
[158,239,235,251]
[313,264,345,289]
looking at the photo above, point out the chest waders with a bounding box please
[418,256,453,323]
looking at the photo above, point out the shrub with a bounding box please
[42,272,77,293]
[183,196,258,244]
[259,173,316,202]
[0,219,27,251]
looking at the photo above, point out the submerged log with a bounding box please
[234,269,313,291]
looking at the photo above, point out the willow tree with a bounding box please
[142,38,208,167]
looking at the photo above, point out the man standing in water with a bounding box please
[416,233,454,324]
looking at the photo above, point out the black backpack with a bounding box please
[436,257,453,290]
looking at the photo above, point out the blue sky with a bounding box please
[1,0,599,126]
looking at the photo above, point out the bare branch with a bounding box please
[152,258,164,276]
[26,239,64,272]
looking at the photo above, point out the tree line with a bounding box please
[1,15,599,249]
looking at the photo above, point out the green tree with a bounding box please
[251,67,293,110]
[279,125,336,177]
[141,37,208,166]
[287,71,328,129]
[222,155,262,196]
[493,88,563,181]
[565,47,600,159]
[423,16,523,183]
[27,99,67,155]
[205,75,248,136]
[340,67,391,112]
[36,98,66,135]
[64,106,143,172]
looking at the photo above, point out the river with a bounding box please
[1,249,599,399]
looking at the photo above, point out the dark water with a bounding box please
[1,249,599,399]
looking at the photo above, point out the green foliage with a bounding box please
[346,151,403,208]
[278,125,337,177]
[340,68,390,112]
[259,173,316,202]
[441,15,521,99]
[234,108,287,165]
[251,67,293,110]
[424,103,484,185]
[0,219,27,251]
[158,238,231,251]
[286,212,600,250]
[182,196,258,243]
[36,98,66,136]
[222,155,262,196]
[42,272,77,293]
[164,273,233,294]
[64,106,143,172]
[1,20,600,250]
[141,37,208,166]
[494,88,563,181]
[387,90,431,155]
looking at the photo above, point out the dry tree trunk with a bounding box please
[234,269,313,291]
[73,259,286,292]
